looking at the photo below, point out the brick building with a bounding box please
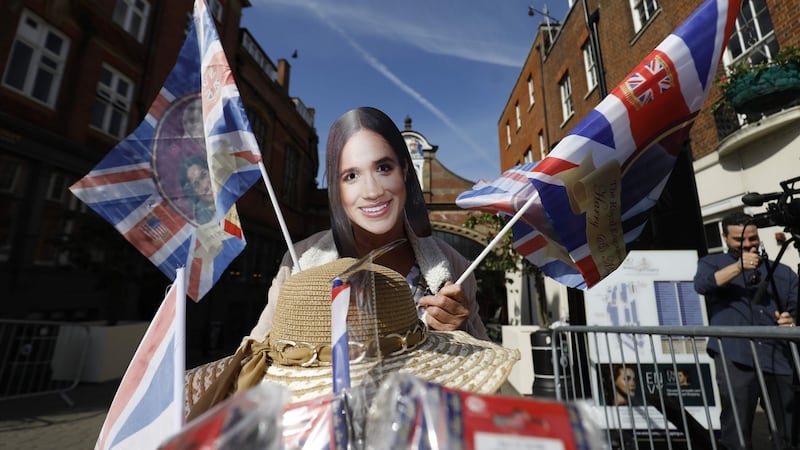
[500,0,800,321]
[0,0,327,354]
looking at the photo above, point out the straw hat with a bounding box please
[259,258,520,403]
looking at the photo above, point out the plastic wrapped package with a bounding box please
[282,392,357,450]
[159,381,288,450]
[365,373,610,450]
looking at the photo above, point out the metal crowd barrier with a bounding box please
[0,319,90,406]
[536,325,800,450]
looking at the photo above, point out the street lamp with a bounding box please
[527,5,559,23]
[527,4,560,46]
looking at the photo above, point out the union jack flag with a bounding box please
[96,268,186,450]
[458,0,741,289]
[70,0,261,300]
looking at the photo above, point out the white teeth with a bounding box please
[362,204,387,213]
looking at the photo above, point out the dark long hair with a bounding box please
[325,107,431,257]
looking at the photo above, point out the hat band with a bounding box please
[267,320,428,367]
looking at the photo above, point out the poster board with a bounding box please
[583,250,721,440]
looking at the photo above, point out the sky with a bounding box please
[241,0,572,187]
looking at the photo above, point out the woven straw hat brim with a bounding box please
[263,330,521,403]
[270,257,420,345]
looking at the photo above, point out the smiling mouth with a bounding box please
[360,202,389,215]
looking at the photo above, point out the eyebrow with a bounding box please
[340,156,398,174]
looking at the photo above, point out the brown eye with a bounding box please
[377,162,394,173]
[342,171,358,183]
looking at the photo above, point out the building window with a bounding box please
[583,43,598,92]
[505,122,511,147]
[725,0,777,67]
[524,147,533,163]
[538,131,546,160]
[282,145,298,204]
[527,75,535,108]
[45,171,72,203]
[208,0,223,22]
[0,158,21,194]
[0,157,25,263]
[112,0,150,42]
[2,10,70,107]
[630,0,659,33]
[35,171,77,265]
[247,110,270,160]
[515,101,521,130]
[89,65,133,138]
[704,221,724,254]
[559,74,574,122]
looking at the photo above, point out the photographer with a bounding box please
[694,212,797,450]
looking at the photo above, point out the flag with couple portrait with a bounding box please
[457,0,742,289]
[69,0,261,302]
[69,0,261,448]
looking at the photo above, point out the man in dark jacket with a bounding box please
[694,212,797,450]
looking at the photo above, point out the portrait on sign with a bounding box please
[152,93,216,225]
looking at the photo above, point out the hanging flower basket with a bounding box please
[724,62,800,114]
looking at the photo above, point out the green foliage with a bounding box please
[712,45,800,112]
[462,212,535,274]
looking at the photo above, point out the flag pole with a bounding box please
[257,161,301,269]
[455,193,539,285]
[173,267,186,428]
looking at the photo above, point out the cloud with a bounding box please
[251,0,531,67]
[304,4,499,168]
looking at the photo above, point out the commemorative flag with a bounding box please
[70,0,261,300]
[457,0,742,289]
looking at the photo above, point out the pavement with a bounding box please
[0,380,118,449]
[0,351,223,450]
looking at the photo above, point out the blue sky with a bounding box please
[242,0,571,186]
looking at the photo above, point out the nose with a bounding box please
[362,173,384,199]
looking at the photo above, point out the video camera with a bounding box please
[741,175,800,233]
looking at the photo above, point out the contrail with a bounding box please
[309,6,498,168]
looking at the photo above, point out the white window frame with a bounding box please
[45,171,73,203]
[559,75,574,123]
[0,158,21,193]
[723,0,777,68]
[538,132,546,160]
[515,101,522,130]
[2,10,69,107]
[112,0,150,42]
[630,0,659,33]
[704,220,725,254]
[524,147,533,164]
[90,64,133,138]
[583,43,598,93]
[505,122,511,147]
[527,75,535,108]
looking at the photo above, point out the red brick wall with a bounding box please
[500,0,800,164]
